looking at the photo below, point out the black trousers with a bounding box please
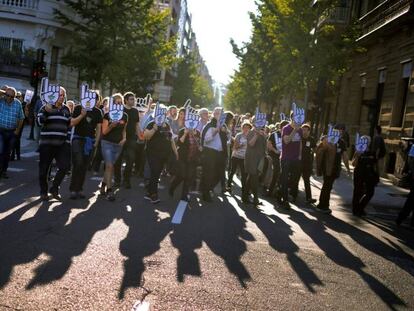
[318,174,336,209]
[170,159,197,200]
[280,159,302,202]
[397,183,414,226]
[201,148,221,195]
[0,129,16,173]
[268,155,281,195]
[39,144,71,195]
[147,153,168,195]
[114,139,137,184]
[134,143,145,176]
[301,163,313,200]
[11,125,23,159]
[70,139,93,192]
[227,157,247,197]
[352,173,377,214]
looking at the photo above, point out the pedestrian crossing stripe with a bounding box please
[172,200,188,224]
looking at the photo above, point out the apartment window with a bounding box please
[391,61,412,127]
[0,37,23,53]
[49,46,59,81]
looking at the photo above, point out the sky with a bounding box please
[187,0,257,86]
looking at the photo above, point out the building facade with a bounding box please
[0,0,79,97]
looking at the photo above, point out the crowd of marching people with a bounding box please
[0,79,413,227]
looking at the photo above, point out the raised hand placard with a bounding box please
[280,112,290,122]
[255,107,267,128]
[355,133,369,153]
[80,83,97,111]
[292,103,305,125]
[184,102,199,130]
[154,102,167,126]
[274,132,282,152]
[327,124,341,145]
[40,77,60,106]
[108,96,124,121]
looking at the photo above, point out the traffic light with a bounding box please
[30,61,47,87]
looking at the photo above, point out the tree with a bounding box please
[55,0,176,94]
[171,53,214,108]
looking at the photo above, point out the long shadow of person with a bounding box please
[25,197,118,289]
[0,198,72,289]
[242,205,322,293]
[118,204,171,299]
[285,208,406,310]
[196,196,253,288]
[323,213,414,279]
[169,203,203,283]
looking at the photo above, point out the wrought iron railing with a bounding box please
[318,6,351,26]
[0,0,39,10]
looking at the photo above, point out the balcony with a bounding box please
[358,0,413,40]
[0,0,39,16]
[318,6,351,27]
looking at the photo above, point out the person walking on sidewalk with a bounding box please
[69,94,103,199]
[301,123,317,203]
[114,92,139,189]
[351,135,379,217]
[0,87,25,179]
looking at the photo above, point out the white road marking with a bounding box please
[20,151,38,158]
[7,168,26,172]
[172,200,188,224]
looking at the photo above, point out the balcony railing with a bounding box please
[358,0,413,40]
[0,0,39,10]
[318,6,351,27]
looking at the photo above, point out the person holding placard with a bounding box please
[144,103,178,204]
[69,85,103,199]
[114,92,139,189]
[100,94,128,201]
[37,79,78,201]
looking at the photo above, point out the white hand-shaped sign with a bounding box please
[255,107,267,128]
[274,132,282,152]
[154,102,167,126]
[80,83,97,111]
[355,133,369,153]
[40,77,60,106]
[184,99,199,130]
[109,96,124,121]
[327,124,341,145]
[144,93,152,107]
[292,103,305,125]
[280,112,290,122]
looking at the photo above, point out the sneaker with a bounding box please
[106,190,115,201]
[315,205,332,214]
[70,192,78,200]
[50,192,62,201]
[150,194,160,204]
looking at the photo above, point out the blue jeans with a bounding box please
[0,129,16,173]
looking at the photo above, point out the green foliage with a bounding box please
[224,0,360,113]
[55,0,176,94]
[171,53,214,108]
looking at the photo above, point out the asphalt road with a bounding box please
[0,137,413,310]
